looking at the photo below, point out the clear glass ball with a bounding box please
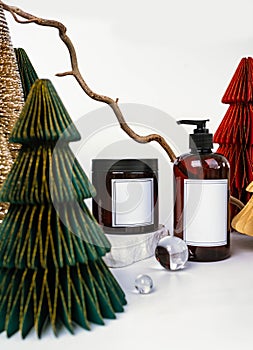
[155,235,188,270]
[135,274,153,294]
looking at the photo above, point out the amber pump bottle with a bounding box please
[173,119,230,262]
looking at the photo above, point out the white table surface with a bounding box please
[1,231,253,350]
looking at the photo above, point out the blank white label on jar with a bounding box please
[183,179,228,247]
[111,178,154,227]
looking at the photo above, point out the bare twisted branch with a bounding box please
[0,1,176,162]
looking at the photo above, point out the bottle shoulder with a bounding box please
[212,152,230,165]
[174,151,230,178]
[174,152,229,167]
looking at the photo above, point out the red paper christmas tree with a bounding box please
[214,57,253,207]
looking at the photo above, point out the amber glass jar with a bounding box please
[92,159,158,234]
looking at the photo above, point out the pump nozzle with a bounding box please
[177,119,210,134]
[177,119,213,151]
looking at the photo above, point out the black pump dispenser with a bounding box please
[177,119,213,151]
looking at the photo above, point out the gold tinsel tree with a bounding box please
[0,133,12,222]
[0,6,24,222]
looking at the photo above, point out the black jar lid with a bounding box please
[92,159,158,172]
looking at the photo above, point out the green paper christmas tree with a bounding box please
[14,48,39,99]
[0,79,126,338]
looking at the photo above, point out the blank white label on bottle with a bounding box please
[183,179,228,247]
[111,178,154,227]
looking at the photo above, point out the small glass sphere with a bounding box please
[135,274,153,294]
[155,235,188,270]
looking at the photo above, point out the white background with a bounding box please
[2,0,253,348]
[5,0,253,121]
[4,0,253,231]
